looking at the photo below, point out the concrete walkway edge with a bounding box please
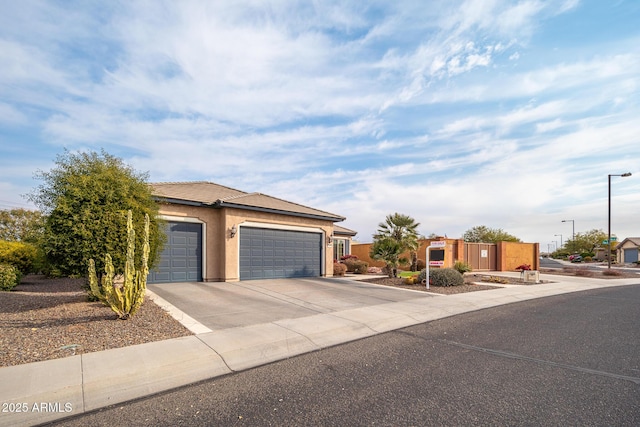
[1,273,638,426]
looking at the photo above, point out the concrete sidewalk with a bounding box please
[1,273,639,426]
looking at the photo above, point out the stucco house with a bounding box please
[148,181,353,283]
[616,237,640,264]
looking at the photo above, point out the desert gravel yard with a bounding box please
[0,275,192,367]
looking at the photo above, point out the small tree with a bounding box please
[462,225,521,243]
[374,213,420,271]
[563,229,607,254]
[370,237,405,278]
[27,149,164,277]
[0,208,45,243]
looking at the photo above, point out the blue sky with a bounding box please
[1,0,638,249]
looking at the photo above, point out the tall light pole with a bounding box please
[554,234,563,248]
[562,219,575,242]
[608,172,632,269]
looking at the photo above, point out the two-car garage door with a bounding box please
[240,227,322,280]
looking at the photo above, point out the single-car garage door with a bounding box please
[240,227,322,280]
[149,222,202,283]
[624,248,638,263]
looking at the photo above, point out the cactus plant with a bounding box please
[88,210,149,320]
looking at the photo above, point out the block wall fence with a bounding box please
[350,239,540,272]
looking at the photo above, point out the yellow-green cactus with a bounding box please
[88,211,149,320]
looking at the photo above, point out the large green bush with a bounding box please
[0,240,38,274]
[27,149,164,277]
[0,263,21,291]
[417,267,464,287]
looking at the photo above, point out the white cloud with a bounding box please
[1,0,639,247]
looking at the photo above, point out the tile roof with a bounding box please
[150,181,345,222]
[150,181,244,204]
[333,224,357,236]
[616,237,640,248]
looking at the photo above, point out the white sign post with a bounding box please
[424,241,446,289]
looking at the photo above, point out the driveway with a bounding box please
[147,277,431,330]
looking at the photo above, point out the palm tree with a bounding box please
[373,213,421,275]
[370,237,405,278]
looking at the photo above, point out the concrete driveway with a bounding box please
[147,277,430,330]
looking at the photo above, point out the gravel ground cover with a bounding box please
[0,275,192,368]
[362,267,640,295]
[361,277,503,294]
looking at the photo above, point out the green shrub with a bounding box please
[583,256,592,262]
[417,267,464,287]
[0,240,38,274]
[0,263,21,291]
[333,262,347,276]
[352,260,369,274]
[343,258,359,272]
[453,260,472,274]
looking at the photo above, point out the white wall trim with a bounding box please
[158,215,207,281]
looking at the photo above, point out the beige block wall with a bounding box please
[352,239,540,272]
[497,241,540,271]
[158,203,335,282]
[351,239,459,269]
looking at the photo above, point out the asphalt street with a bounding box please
[50,284,640,426]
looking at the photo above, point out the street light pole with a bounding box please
[561,219,575,242]
[555,234,563,248]
[608,172,632,269]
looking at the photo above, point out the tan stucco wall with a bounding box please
[497,241,540,271]
[352,239,539,272]
[158,203,335,281]
[351,239,459,269]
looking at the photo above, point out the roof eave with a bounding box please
[216,201,345,222]
[153,196,208,207]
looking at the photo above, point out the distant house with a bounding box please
[149,181,354,282]
[615,238,640,264]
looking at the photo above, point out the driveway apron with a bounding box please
[147,277,430,330]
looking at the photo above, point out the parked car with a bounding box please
[570,255,583,263]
